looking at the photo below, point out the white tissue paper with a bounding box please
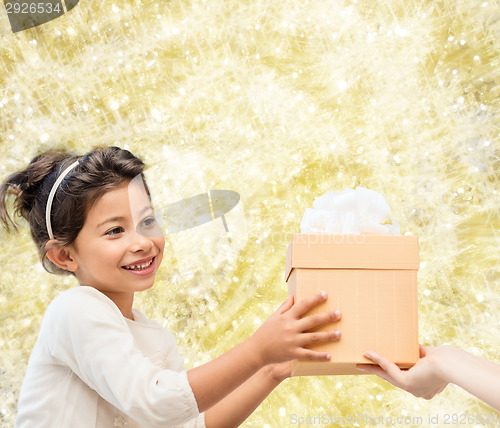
[300,187,401,235]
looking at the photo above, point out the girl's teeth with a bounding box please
[125,259,153,270]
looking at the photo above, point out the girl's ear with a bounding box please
[45,240,78,272]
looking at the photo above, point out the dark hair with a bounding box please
[0,146,146,274]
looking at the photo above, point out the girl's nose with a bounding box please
[129,229,154,252]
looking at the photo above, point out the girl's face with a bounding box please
[67,180,165,310]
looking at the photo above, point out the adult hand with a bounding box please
[357,345,449,399]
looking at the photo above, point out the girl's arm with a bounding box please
[204,363,289,428]
[187,292,341,413]
[358,345,500,411]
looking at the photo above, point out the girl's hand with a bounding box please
[357,345,449,399]
[251,292,341,366]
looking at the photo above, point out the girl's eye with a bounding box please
[105,226,124,236]
[141,216,156,228]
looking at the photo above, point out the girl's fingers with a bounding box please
[289,291,328,317]
[295,348,332,361]
[299,330,341,347]
[276,295,294,315]
[298,309,341,331]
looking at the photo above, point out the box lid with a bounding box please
[285,234,419,281]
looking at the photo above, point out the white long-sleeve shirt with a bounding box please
[16,286,205,428]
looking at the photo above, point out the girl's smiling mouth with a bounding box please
[122,257,155,275]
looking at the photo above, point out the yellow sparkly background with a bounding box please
[1,0,500,427]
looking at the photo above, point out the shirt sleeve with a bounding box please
[45,287,201,428]
[183,413,206,428]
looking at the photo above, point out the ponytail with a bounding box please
[0,150,75,231]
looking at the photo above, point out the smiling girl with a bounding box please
[0,146,342,428]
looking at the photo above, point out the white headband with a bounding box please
[45,160,80,240]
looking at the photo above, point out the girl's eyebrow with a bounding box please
[97,216,125,228]
[96,206,154,228]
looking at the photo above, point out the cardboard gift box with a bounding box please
[285,233,419,376]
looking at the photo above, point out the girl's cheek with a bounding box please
[153,237,166,252]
